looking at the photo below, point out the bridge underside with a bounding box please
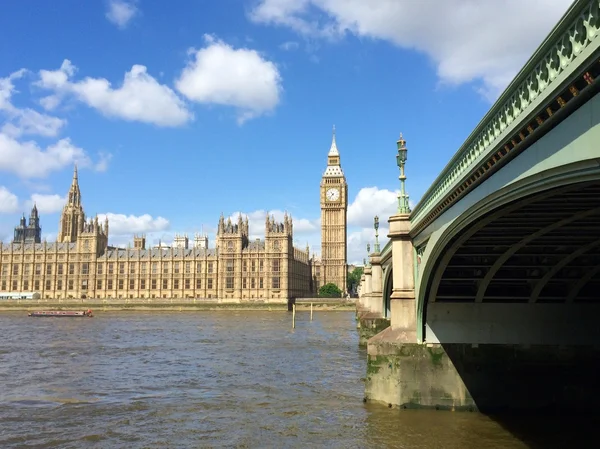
[385,180,600,414]
[431,180,600,306]
[367,182,600,413]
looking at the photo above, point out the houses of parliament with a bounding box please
[0,130,348,301]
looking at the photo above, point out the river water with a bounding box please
[0,311,594,448]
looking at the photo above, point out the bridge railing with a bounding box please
[410,0,600,230]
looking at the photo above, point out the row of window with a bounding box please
[0,261,217,276]
[0,259,284,276]
[1,278,211,291]
[1,276,282,291]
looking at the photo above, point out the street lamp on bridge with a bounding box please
[396,133,411,214]
[366,243,371,267]
[374,215,380,253]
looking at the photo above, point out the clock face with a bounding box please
[326,188,340,202]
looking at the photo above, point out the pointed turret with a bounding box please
[218,213,225,234]
[66,164,82,207]
[328,125,339,156]
[324,125,345,178]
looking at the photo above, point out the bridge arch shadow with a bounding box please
[382,266,393,318]
[427,180,600,309]
[415,176,600,445]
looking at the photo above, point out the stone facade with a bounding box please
[0,167,315,302]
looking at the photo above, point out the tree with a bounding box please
[347,267,364,292]
[319,283,343,298]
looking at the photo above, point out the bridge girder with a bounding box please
[429,181,600,305]
[413,84,600,342]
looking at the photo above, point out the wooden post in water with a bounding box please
[310,303,313,321]
[292,303,296,329]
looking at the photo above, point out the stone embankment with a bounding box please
[355,305,390,347]
[0,297,356,312]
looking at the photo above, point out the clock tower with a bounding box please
[320,126,348,294]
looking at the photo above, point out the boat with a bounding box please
[28,309,93,318]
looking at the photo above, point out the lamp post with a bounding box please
[374,215,380,253]
[366,243,371,267]
[396,133,411,214]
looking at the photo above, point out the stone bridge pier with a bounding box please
[356,257,389,346]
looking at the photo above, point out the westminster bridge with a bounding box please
[358,0,600,413]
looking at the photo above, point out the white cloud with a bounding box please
[0,69,65,138]
[106,0,138,29]
[279,41,299,51]
[175,35,283,123]
[37,59,192,127]
[0,186,19,213]
[347,186,399,228]
[347,226,384,265]
[0,135,110,178]
[25,193,67,214]
[0,134,107,178]
[249,0,573,99]
[0,66,110,178]
[98,212,170,236]
[95,152,113,172]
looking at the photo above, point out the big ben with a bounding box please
[320,126,348,293]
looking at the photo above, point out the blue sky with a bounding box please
[0,0,573,263]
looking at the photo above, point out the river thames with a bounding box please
[0,310,595,448]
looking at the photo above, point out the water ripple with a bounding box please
[0,310,576,448]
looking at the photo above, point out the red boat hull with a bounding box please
[28,310,93,318]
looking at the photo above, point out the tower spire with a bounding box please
[324,126,344,176]
[57,164,85,243]
[328,125,339,156]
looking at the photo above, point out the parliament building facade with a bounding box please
[0,131,348,301]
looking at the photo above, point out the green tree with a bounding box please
[347,267,364,292]
[318,283,343,298]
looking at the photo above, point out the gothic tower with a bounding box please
[320,126,348,293]
[216,213,249,300]
[57,165,85,243]
[12,204,42,244]
[28,203,42,243]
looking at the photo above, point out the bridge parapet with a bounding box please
[410,0,600,234]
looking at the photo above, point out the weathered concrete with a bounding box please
[386,213,418,342]
[426,302,600,345]
[365,336,600,413]
[369,254,383,315]
[356,312,390,346]
[365,337,472,410]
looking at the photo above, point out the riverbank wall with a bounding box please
[0,297,356,312]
